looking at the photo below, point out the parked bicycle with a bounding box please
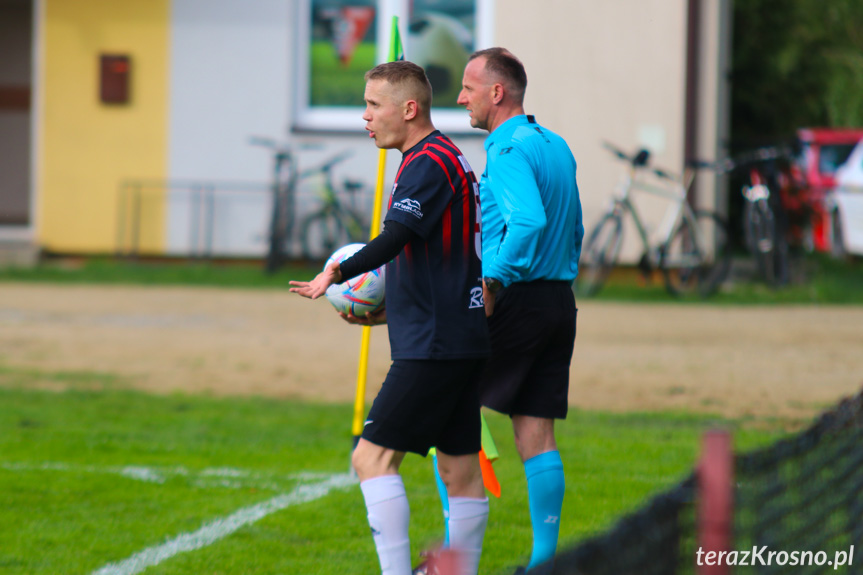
[298,151,370,261]
[250,136,297,273]
[575,143,732,298]
[697,146,796,287]
[250,137,370,270]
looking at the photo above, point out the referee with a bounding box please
[457,47,584,574]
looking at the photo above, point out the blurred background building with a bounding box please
[0,0,731,260]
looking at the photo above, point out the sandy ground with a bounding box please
[1,282,861,422]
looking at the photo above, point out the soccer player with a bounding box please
[456,47,585,574]
[289,61,490,575]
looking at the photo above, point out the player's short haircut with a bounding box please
[365,61,433,119]
[469,47,527,105]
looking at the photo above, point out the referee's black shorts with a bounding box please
[362,358,486,456]
[479,280,577,419]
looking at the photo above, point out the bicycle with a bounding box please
[575,143,732,298]
[701,146,794,287]
[250,138,370,270]
[250,136,297,273]
[298,151,370,261]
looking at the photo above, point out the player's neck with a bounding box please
[488,104,525,134]
[399,121,436,153]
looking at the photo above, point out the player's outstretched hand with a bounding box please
[339,308,387,326]
[289,262,342,300]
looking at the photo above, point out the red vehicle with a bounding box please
[793,127,863,252]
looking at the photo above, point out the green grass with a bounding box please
[0,257,322,288]
[310,41,376,107]
[578,253,863,305]
[2,252,862,304]
[0,367,789,575]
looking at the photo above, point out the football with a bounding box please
[324,243,386,316]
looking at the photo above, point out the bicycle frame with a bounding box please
[610,164,709,268]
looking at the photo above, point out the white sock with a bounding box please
[360,475,412,575]
[447,496,489,575]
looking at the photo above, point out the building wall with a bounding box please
[39,0,170,253]
[31,0,728,259]
[495,0,729,261]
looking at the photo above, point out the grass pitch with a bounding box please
[0,369,786,575]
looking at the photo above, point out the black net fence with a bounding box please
[551,474,697,575]
[548,388,863,575]
[733,391,863,574]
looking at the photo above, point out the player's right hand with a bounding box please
[339,308,386,326]
[289,262,342,299]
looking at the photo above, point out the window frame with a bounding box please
[292,0,494,134]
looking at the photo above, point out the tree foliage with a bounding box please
[731,0,863,149]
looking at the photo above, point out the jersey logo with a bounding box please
[499,147,513,155]
[468,286,484,309]
[393,198,423,219]
[458,154,474,175]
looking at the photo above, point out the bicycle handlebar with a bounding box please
[248,135,286,152]
[602,141,650,167]
[603,141,682,183]
[298,149,354,180]
[687,145,791,175]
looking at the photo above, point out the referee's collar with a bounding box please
[485,114,534,150]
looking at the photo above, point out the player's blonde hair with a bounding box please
[365,61,433,119]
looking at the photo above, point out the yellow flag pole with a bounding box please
[351,17,404,452]
[351,149,387,447]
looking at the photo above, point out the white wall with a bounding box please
[165,0,487,257]
[168,0,291,255]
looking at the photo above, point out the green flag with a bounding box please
[388,15,404,62]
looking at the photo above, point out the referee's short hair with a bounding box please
[469,47,527,105]
[365,61,433,118]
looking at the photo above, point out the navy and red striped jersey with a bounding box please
[384,130,490,360]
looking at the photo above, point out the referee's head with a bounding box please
[458,47,527,133]
[468,48,527,106]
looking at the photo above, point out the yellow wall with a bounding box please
[39,0,169,253]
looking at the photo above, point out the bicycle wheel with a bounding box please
[301,210,351,261]
[660,210,731,297]
[743,199,789,287]
[265,189,290,274]
[574,212,623,296]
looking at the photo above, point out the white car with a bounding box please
[828,138,863,257]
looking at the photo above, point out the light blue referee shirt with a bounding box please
[480,114,584,287]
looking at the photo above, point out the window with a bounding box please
[294,0,493,133]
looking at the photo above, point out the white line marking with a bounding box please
[0,461,334,491]
[90,473,356,575]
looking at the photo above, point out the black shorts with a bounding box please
[362,358,486,456]
[479,281,577,419]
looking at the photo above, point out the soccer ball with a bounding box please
[324,243,386,316]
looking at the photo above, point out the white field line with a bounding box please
[0,461,333,491]
[90,472,357,575]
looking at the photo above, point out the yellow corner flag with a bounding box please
[351,16,404,452]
